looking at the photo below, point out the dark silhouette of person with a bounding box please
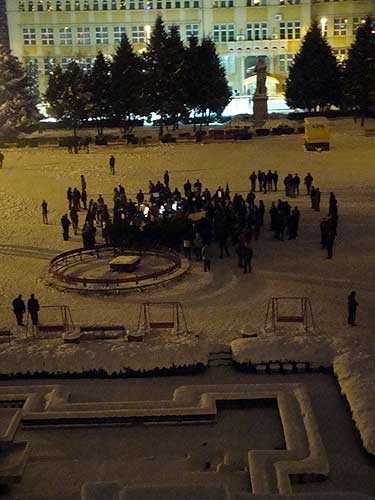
[61,214,71,240]
[12,295,25,326]
[27,294,40,327]
[109,155,116,175]
[41,200,48,224]
[348,291,359,326]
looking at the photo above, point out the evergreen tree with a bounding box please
[185,37,231,128]
[110,33,144,134]
[163,25,188,129]
[344,17,375,126]
[285,22,341,111]
[0,45,39,138]
[90,51,111,134]
[44,61,91,136]
[144,15,172,136]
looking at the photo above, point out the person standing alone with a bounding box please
[41,200,48,224]
[109,155,116,175]
[348,291,358,326]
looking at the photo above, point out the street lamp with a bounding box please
[144,25,151,41]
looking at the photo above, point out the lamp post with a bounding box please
[320,17,328,37]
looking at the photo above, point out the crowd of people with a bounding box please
[47,162,342,276]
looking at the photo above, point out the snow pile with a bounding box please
[334,348,375,455]
[0,337,209,376]
[231,335,335,367]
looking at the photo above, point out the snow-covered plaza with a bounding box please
[0,119,374,499]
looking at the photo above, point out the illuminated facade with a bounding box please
[2,0,375,96]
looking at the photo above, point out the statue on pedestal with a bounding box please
[254,56,267,95]
[252,56,268,125]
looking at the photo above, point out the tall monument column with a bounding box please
[252,56,268,127]
[0,0,9,50]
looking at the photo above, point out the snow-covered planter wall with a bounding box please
[231,334,375,456]
[0,338,209,377]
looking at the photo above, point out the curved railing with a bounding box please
[48,245,183,290]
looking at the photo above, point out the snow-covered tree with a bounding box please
[0,45,39,138]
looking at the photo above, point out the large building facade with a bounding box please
[2,0,375,96]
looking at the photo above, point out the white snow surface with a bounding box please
[0,118,375,456]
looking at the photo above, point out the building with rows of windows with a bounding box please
[1,0,374,98]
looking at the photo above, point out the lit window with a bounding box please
[334,17,347,35]
[213,24,235,42]
[146,0,152,7]
[333,48,347,62]
[77,26,91,44]
[167,24,181,34]
[61,56,72,70]
[23,27,36,45]
[113,26,126,43]
[131,25,145,42]
[280,21,300,39]
[46,0,53,9]
[352,17,365,35]
[120,0,126,7]
[41,27,54,44]
[186,24,199,38]
[27,1,35,11]
[247,22,268,40]
[56,0,62,9]
[96,26,109,43]
[279,53,294,72]
[19,1,25,11]
[44,57,56,75]
[220,54,235,74]
[59,26,72,44]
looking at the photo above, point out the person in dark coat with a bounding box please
[67,187,72,210]
[249,171,257,192]
[70,207,79,235]
[61,214,71,240]
[163,170,170,188]
[109,155,116,175]
[348,291,359,326]
[304,173,313,195]
[41,200,48,224]
[81,188,87,210]
[136,190,144,205]
[27,294,40,327]
[12,295,25,326]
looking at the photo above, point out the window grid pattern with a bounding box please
[279,21,301,39]
[132,26,145,42]
[247,22,268,40]
[23,27,36,45]
[113,26,126,43]
[59,27,72,44]
[334,17,347,35]
[279,53,294,72]
[95,26,109,44]
[77,26,91,44]
[186,24,199,38]
[41,27,54,44]
[213,24,235,42]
